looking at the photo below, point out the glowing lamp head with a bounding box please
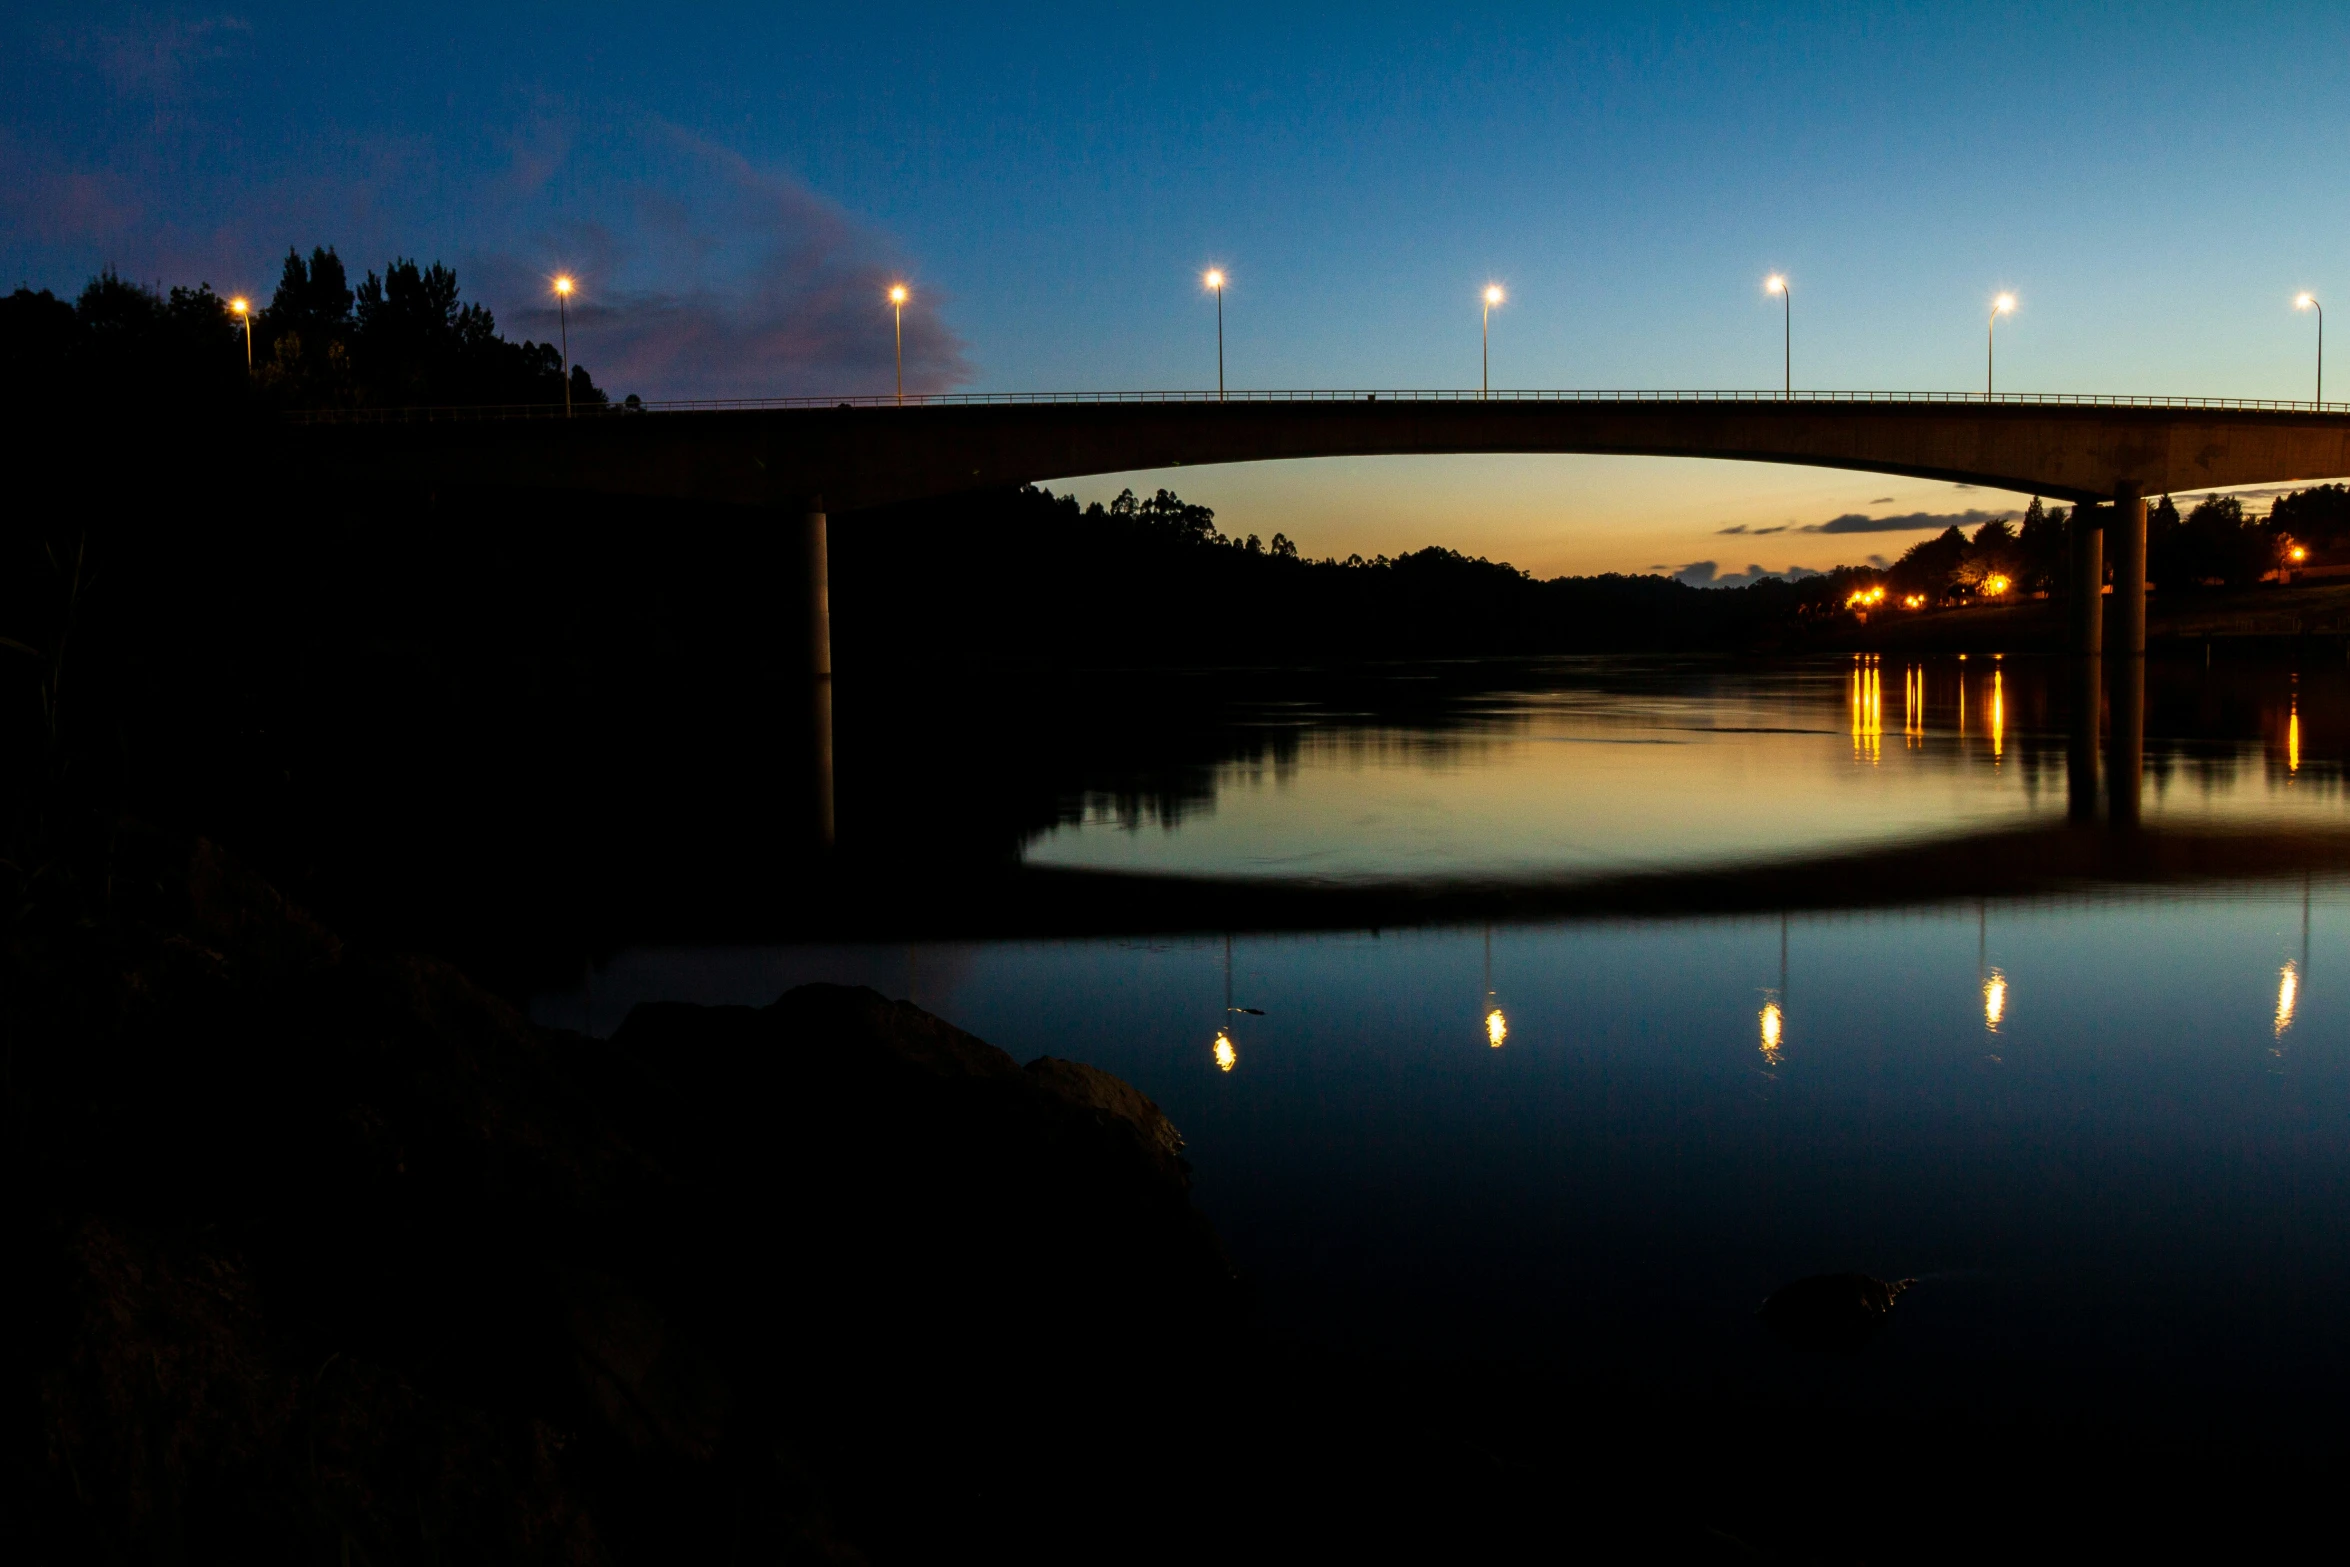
[1993,293,2015,315]
[2298,293,2317,310]
[228,296,249,318]
[888,284,909,305]
[2292,545,2310,562]
[1203,269,1224,291]
[1484,285,1505,307]
[1766,274,1786,295]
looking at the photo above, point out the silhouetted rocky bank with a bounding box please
[4,836,1236,1561]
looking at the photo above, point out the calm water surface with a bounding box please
[543,655,2350,1433]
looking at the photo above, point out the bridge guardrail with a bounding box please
[282,387,2350,425]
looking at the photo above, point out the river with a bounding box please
[536,650,2350,1437]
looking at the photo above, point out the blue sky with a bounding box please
[7,3,2348,576]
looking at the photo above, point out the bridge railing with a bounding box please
[282,387,2350,424]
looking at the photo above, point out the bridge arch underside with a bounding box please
[304,400,2350,514]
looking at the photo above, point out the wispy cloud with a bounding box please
[472,121,972,401]
[1673,561,1825,588]
[1800,507,2015,535]
[54,14,252,108]
[1712,506,2016,540]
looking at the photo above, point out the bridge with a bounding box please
[291,388,2350,512]
[289,390,2350,840]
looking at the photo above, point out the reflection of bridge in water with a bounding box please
[292,391,2350,843]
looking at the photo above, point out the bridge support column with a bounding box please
[2107,482,2147,826]
[803,501,835,848]
[2067,653,2101,823]
[2066,504,2104,821]
[2068,504,2104,658]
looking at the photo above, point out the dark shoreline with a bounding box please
[578,822,2350,949]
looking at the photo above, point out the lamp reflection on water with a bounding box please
[1983,970,2008,1032]
[1850,656,1882,764]
[1481,924,1507,1047]
[2275,963,2299,1039]
[1212,1031,1238,1072]
[1990,668,2005,763]
[1758,997,1784,1067]
[2289,694,2301,775]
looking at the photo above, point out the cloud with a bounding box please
[0,79,969,403]
[55,14,252,107]
[1800,507,2015,535]
[1869,496,1895,504]
[472,121,973,401]
[1672,561,1826,589]
[1716,523,1790,535]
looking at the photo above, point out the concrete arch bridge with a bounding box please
[292,390,2350,838]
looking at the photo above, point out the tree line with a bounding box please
[0,245,609,412]
[1866,485,2350,605]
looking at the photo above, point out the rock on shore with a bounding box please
[5,839,1236,1563]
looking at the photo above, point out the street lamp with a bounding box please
[2297,293,2323,406]
[1204,270,1226,402]
[889,284,909,404]
[552,275,575,417]
[228,296,251,372]
[1986,293,2015,398]
[1765,275,1790,397]
[1482,285,1504,399]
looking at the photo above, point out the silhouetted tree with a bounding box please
[256,246,357,405]
[2169,494,2275,589]
[2270,484,2350,559]
[0,272,245,408]
[0,244,612,415]
[1955,516,2019,595]
[2015,497,2067,594]
[1884,526,1970,601]
[2144,494,2184,586]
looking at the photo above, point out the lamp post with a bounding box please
[888,284,909,404]
[1986,293,2014,398]
[1204,270,1226,401]
[2298,293,2323,406]
[552,276,575,417]
[228,296,251,372]
[1482,285,1504,399]
[1765,275,1789,396]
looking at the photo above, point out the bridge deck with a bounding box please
[286,392,2350,511]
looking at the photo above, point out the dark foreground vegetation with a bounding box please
[2,245,606,414]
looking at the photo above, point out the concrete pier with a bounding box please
[804,501,835,847]
[2105,483,2147,826]
[2108,482,2147,659]
[2068,503,2104,658]
[2067,654,2101,822]
[2107,652,2144,827]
